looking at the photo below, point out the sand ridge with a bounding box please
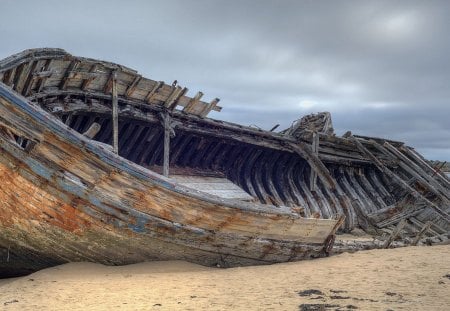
[1,245,449,310]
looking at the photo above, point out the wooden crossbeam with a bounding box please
[35,59,52,93]
[199,98,220,117]
[3,67,16,86]
[125,75,142,98]
[183,91,203,113]
[145,81,163,103]
[13,62,30,94]
[81,64,99,91]
[167,87,188,110]
[22,60,39,96]
[59,60,80,90]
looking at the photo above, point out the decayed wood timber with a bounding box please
[383,219,407,248]
[411,221,432,246]
[111,71,119,154]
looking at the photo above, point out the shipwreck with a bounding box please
[0,48,448,277]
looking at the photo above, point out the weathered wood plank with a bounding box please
[383,219,407,248]
[411,221,432,246]
[309,132,319,191]
[111,71,119,154]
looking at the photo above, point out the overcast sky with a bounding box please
[1,0,449,161]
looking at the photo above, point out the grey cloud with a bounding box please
[0,0,449,160]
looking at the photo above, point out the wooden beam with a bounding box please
[13,62,30,94]
[35,59,53,93]
[59,60,80,90]
[411,221,432,246]
[82,122,101,139]
[351,136,450,223]
[3,67,16,86]
[383,219,407,248]
[125,75,142,98]
[309,132,319,191]
[111,71,119,154]
[383,142,450,201]
[22,60,39,96]
[162,112,171,177]
[288,142,336,191]
[81,64,99,91]
[183,91,203,113]
[145,81,163,103]
[400,146,450,188]
[199,98,220,117]
[167,87,188,110]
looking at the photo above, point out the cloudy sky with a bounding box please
[1,0,449,161]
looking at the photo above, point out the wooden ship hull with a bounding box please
[0,49,449,277]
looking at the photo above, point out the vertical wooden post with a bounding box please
[112,71,119,154]
[163,112,171,177]
[309,131,319,191]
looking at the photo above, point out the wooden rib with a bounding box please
[309,132,319,191]
[199,98,220,117]
[167,87,188,110]
[352,137,450,222]
[169,134,192,165]
[262,151,285,206]
[22,60,39,96]
[202,141,224,169]
[13,62,30,93]
[400,146,450,188]
[183,91,203,113]
[128,127,153,163]
[309,182,332,218]
[2,67,16,86]
[252,150,271,204]
[59,60,80,90]
[145,81,163,103]
[275,154,296,206]
[125,75,142,98]
[35,59,52,93]
[297,168,322,217]
[147,131,165,166]
[337,168,369,229]
[243,149,263,199]
[288,142,337,191]
[235,148,254,193]
[346,168,378,214]
[384,142,450,201]
[285,158,309,214]
[81,64,99,91]
[121,125,146,158]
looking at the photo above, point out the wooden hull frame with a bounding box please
[0,83,339,277]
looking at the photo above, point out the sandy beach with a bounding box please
[0,245,449,311]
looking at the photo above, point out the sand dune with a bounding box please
[1,245,449,310]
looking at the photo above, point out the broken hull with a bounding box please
[0,84,339,277]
